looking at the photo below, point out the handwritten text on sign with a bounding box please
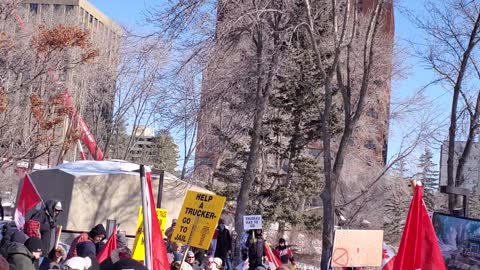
[172,191,226,250]
[243,215,262,230]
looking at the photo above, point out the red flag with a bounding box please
[146,172,169,270]
[393,185,446,270]
[15,175,42,230]
[97,226,117,263]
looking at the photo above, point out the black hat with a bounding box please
[24,237,42,253]
[88,224,106,239]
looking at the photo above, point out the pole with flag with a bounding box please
[392,181,446,270]
[140,165,153,269]
[138,165,169,270]
[15,175,42,230]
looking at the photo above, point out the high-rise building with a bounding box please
[194,0,394,182]
[2,0,122,162]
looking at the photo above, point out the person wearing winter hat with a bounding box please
[76,241,99,270]
[68,224,106,260]
[64,256,92,270]
[6,237,43,270]
[88,224,106,254]
[29,200,63,255]
[186,250,201,270]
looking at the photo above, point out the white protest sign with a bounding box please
[243,215,263,230]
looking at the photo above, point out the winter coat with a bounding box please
[214,228,231,259]
[0,222,28,258]
[29,200,60,255]
[67,233,89,259]
[88,225,106,255]
[6,242,36,270]
[77,242,100,270]
[247,236,265,270]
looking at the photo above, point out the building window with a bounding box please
[54,4,62,12]
[66,5,74,12]
[89,14,94,23]
[365,140,376,150]
[367,110,379,119]
[41,4,50,12]
[30,4,38,13]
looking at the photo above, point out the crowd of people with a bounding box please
[0,200,298,270]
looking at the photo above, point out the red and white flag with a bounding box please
[265,243,282,270]
[381,243,395,270]
[15,175,42,230]
[97,226,117,263]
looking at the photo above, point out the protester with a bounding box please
[67,233,89,259]
[76,241,100,270]
[68,224,106,260]
[165,219,177,250]
[6,237,43,270]
[39,245,66,270]
[247,230,265,270]
[29,200,63,255]
[273,238,295,266]
[0,222,28,257]
[170,261,181,270]
[88,224,107,254]
[205,257,222,270]
[64,257,92,270]
[172,242,183,262]
[214,219,231,270]
[186,250,201,270]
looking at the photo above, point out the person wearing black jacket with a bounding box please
[214,219,231,270]
[29,200,63,255]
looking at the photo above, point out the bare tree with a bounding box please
[413,0,480,213]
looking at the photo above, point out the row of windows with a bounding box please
[29,3,74,14]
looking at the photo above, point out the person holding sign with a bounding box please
[247,230,265,270]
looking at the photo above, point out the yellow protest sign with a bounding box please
[172,190,225,250]
[132,207,168,261]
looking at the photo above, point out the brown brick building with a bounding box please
[194,0,394,183]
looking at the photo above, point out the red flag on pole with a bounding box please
[393,184,446,270]
[97,226,118,263]
[15,175,42,230]
[146,172,169,270]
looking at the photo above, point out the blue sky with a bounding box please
[89,0,449,173]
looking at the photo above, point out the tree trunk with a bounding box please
[234,22,280,262]
[447,12,480,213]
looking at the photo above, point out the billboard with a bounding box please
[433,212,480,269]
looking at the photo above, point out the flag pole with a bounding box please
[140,165,152,270]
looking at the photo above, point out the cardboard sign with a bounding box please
[331,230,383,267]
[243,215,262,230]
[172,190,226,250]
[132,207,168,260]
